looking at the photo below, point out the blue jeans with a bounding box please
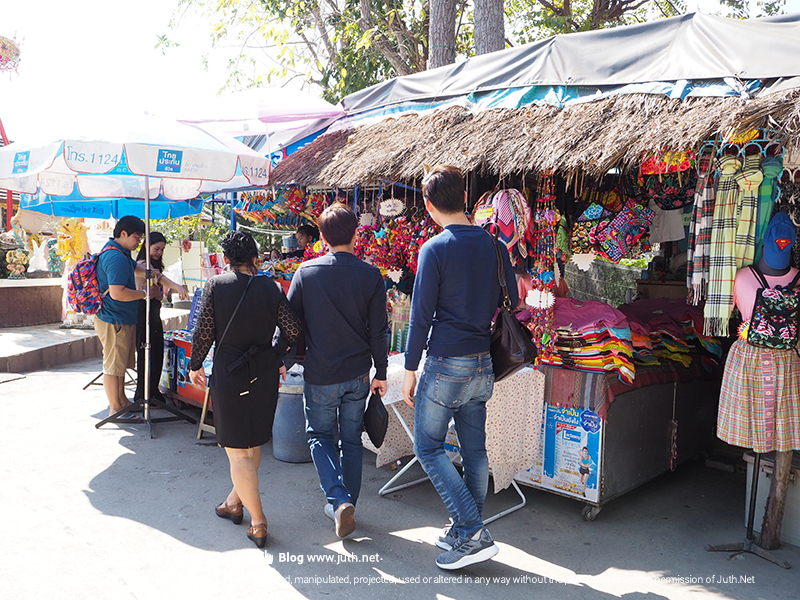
[413,353,494,541]
[305,373,371,510]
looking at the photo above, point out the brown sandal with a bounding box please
[215,501,244,525]
[247,522,267,548]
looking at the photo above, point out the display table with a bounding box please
[364,353,545,491]
[365,353,719,520]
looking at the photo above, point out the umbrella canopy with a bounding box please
[0,113,271,198]
[179,86,344,133]
[20,186,204,220]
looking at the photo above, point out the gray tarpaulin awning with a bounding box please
[341,12,800,116]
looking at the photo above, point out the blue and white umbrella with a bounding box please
[0,113,272,432]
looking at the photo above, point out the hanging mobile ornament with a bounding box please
[526,172,559,356]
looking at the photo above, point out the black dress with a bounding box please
[189,272,301,448]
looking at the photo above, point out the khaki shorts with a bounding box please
[94,319,136,377]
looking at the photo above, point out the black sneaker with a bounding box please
[435,528,498,570]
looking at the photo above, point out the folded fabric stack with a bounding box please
[539,298,636,384]
[617,298,722,371]
[628,320,658,366]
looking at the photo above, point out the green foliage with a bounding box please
[167,0,428,103]
[164,0,790,103]
[716,0,786,18]
[151,214,228,253]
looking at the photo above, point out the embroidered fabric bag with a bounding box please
[645,170,698,211]
[67,245,125,315]
[746,266,800,350]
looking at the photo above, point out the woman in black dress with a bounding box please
[188,231,301,548]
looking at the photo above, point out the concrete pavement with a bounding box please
[1,357,798,600]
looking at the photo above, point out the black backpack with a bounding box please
[746,266,800,350]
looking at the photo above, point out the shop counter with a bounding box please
[365,353,719,520]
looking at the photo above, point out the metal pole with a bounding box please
[0,117,12,231]
[144,175,152,436]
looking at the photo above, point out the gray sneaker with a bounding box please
[324,503,335,521]
[435,528,499,570]
[334,502,356,538]
[436,523,458,551]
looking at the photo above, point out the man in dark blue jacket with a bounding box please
[287,203,388,538]
[401,165,517,570]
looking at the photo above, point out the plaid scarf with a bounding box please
[704,155,742,336]
[733,153,763,270]
[687,154,718,304]
[754,155,784,262]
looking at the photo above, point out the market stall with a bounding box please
[258,14,800,536]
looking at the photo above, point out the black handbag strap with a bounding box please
[491,233,513,310]
[217,274,255,350]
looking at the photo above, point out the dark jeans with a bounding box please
[135,299,165,402]
[304,373,371,510]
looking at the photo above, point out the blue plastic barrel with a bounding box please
[272,371,311,463]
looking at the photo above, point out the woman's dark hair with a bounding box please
[317,203,357,247]
[136,231,167,272]
[296,224,319,241]
[221,230,259,267]
[422,165,465,215]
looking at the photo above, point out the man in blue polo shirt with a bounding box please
[95,215,156,416]
[401,165,517,570]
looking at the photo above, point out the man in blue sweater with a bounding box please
[401,165,517,570]
[287,203,388,538]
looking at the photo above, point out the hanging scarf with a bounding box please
[704,155,742,336]
[754,155,784,262]
[733,153,763,270]
[687,154,718,304]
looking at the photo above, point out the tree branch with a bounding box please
[311,5,338,63]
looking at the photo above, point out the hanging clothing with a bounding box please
[734,153,763,270]
[704,155,742,336]
[647,199,685,243]
[687,154,717,304]
[774,179,800,268]
[754,156,784,262]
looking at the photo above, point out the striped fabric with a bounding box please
[754,155,784,262]
[734,153,763,270]
[704,156,742,336]
[687,154,718,304]
[717,338,800,452]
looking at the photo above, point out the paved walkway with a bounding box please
[0,308,188,372]
[1,358,798,600]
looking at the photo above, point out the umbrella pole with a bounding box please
[144,177,152,438]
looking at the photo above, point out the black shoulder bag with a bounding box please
[490,238,538,382]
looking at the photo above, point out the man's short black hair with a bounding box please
[422,165,465,215]
[114,215,145,238]
[318,203,358,247]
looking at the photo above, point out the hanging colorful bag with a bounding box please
[745,266,800,350]
[645,170,698,211]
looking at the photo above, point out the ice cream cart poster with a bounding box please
[542,405,602,502]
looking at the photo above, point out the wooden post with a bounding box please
[757,450,793,549]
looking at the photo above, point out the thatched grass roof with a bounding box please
[269,89,800,187]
